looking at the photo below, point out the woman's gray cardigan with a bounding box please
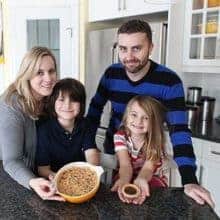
[0,95,37,189]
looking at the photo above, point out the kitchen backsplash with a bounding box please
[182,72,220,118]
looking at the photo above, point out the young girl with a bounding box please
[111,95,168,205]
[36,78,99,179]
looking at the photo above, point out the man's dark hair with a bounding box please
[117,19,152,43]
[49,78,86,120]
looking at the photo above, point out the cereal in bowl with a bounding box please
[57,167,97,196]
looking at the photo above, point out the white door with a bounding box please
[8,5,79,82]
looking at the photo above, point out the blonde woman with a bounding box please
[0,46,63,201]
[111,96,168,205]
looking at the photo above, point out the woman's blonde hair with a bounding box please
[4,46,57,118]
[121,95,167,161]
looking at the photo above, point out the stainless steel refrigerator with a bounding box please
[85,21,168,150]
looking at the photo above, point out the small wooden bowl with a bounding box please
[121,184,141,199]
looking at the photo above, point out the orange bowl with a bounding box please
[54,162,104,203]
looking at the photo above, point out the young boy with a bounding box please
[36,78,99,178]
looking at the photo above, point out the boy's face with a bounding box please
[126,101,149,136]
[55,92,80,122]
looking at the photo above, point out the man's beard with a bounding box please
[123,56,149,74]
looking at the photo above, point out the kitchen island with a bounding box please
[0,162,219,219]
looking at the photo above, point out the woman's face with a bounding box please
[30,55,57,100]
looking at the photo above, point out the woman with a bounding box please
[0,46,63,201]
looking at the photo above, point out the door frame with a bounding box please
[7,1,79,84]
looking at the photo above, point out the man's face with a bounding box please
[118,32,153,74]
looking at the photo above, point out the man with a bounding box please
[87,19,214,207]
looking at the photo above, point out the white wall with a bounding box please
[0,65,4,93]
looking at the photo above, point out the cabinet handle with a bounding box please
[211,150,220,156]
[123,0,126,10]
[198,165,203,185]
[65,27,72,38]
[143,0,174,4]
[118,0,121,11]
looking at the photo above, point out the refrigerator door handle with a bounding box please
[123,0,126,10]
[118,0,121,11]
[112,42,118,64]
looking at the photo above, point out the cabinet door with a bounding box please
[201,160,220,217]
[201,141,220,216]
[183,0,220,73]
[8,4,79,80]
[124,0,170,17]
[89,0,170,22]
[89,0,122,22]
[168,137,203,187]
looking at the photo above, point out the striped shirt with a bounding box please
[114,130,165,178]
[87,60,198,185]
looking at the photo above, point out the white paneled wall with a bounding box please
[182,72,220,118]
[0,65,5,94]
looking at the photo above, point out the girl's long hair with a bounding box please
[120,95,167,161]
[3,46,57,119]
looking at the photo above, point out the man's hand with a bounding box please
[184,183,215,208]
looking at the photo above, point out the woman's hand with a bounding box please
[29,177,65,201]
[132,177,150,205]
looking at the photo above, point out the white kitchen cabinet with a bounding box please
[89,0,171,22]
[169,137,220,216]
[124,0,171,17]
[200,140,220,217]
[183,0,220,73]
[166,136,203,187]
[7,0,79,82]
[88,0,123,22]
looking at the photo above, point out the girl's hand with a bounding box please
[111,179,133,203]
[29,177,65,201]
[133,177,150,205]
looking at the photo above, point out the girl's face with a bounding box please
[30,55,57,100]
[55,92,80,122]
[126,101,149,136]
